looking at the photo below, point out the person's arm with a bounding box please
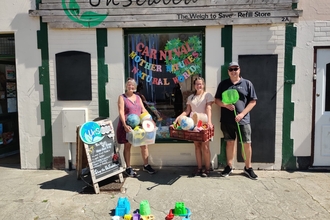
[205,102,213,128]
[214,98,235,111]
[174,104,192,124]
[117,95,131,132]
[235,100,257,122]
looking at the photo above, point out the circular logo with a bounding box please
[79,121,104,144]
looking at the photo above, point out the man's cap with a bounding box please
[229,61,239,67]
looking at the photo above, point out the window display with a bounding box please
[125,28,205,141]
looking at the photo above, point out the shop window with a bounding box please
[326,63,330,111]
[55,51,92,100]
[125,28,205,142]
[0,34,19,154]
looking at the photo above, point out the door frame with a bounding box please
[311,46,330,166]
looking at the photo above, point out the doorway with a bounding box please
[237,55,278,163]
[313,48,330,166]
[0,34,20,166]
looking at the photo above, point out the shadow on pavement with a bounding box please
[39,170,87,192]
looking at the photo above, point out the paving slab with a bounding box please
[0,166,329,220]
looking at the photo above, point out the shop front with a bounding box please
[1,0,303,169]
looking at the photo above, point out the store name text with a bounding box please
[177,11,274,20]
[89,0,198,7]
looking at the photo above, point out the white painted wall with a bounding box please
[292,0,330,156]
[232,24,286,170]
[0,0,42,169]
[48,28,100,168]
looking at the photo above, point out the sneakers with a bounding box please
[143,164,155,174]
[221,165,233,177]
[125,167,137,177]
[244,167,258,180]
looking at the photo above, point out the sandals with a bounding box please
[192,168,203,177]
[201,170,210,177]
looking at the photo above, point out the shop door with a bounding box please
[237,55,278,163]
[313,48,330,166]
[0,34,19,162]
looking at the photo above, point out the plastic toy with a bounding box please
[124,214,132,220]
[180,117,194,130]
[111,216,120,220]
[126,114,141,129]
[141,215,155,220]
[132,213,140,220]
[139,200,151,216]
[115,197,131,216]
[166,202,191,220]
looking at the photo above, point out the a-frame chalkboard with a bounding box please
[77,118,124,194]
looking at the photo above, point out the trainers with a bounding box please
[221,165,233,177]
[143,164,155,174]
[125,167,137,177]
[244,167,258,180]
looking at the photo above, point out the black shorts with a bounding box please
[221,123,252,143]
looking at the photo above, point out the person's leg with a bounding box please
[194,141,203,170]
[202,141,211,171]
[123,142,132,167]
[140,145,148,165]
[244,142,252,168]
[241,124,252,168]
[226,140,235,167]
[141,145,156,174]
[220,123,236,177]
[241,124,258,179]
[124,142,137,177]
[201,141,211,177]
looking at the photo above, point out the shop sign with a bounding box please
[29,0,301,28]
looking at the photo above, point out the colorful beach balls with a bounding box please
[126,114,140,129]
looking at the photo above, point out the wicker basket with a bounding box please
[169,126,214,142]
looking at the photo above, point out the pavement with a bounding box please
[0,164,330,220]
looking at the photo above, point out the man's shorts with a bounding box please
[221,123,252,143]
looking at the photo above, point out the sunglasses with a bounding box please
[228,67,239,72]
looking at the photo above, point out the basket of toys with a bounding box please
[169,114,214,142]
[125,113,158,147]
[126,128,158,147]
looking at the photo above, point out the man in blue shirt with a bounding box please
[215,61,258,180]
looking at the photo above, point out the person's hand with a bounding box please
[124,124,132,132]
[225,104,235,111]
[208,122,213,129]
[235,113,244,122]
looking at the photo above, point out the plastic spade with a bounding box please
[222,89,246,161]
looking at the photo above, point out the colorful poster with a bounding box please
[6,82,16,97]
[128,33,203,86]
[7,98,17,113]
[5,65,16,80]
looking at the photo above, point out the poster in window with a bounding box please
[6,82,16,97]
[5,65,16,80]
[127,30,204,141]
[7,98,17,113]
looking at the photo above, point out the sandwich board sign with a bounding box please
[79,118,124,194]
